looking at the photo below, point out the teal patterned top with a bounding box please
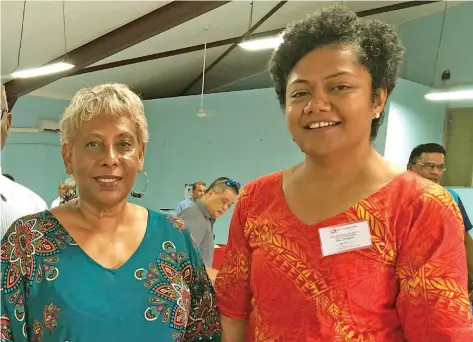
[0,209,221,341]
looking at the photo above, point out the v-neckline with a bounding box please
[278,170,409,228]
[44,209,151,274]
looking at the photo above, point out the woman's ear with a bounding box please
[138,143,146,171]
[62,144,73,174]
[373,88,388,114]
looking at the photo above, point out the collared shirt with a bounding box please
[0,174,48,238]
[179,200,215,266]
[175,197,195,216]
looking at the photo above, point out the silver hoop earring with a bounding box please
[131,171,148,199]
[61,172,70,184]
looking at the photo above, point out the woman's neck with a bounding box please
[301,140,383,189]
[73,198,129,233]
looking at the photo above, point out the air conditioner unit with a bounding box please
[37,120,60,132]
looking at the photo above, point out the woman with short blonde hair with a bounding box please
[1,83,221,341]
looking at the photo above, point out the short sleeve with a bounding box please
[1,220,30,341]
[214,187,253,321]
[179,210,207,247]
[396,187,473,340]
[458,197,473,232]
[175,202,183,216]
[181,225,222,341]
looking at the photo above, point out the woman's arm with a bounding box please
[205,266,219,284]
[214,187,253,341]
[221,315,246,342]
[396,188,473,340]
[180,225,221,341]
[463,232,473,298]
[457,197,473,295]
[1,221,31,341]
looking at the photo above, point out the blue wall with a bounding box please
[2,87,391,243]
[142,89,302,242]
[2,82,471,242]
[398,1,473,88]
[383,79,473,232]
[384,78,447,167]
[1,96,69,206]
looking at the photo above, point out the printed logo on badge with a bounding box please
[318,221,372,257]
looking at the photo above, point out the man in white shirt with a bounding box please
[0,85,48,237]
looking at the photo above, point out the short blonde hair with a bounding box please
[59,83,148,145]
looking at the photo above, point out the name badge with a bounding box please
[318,221,372,257]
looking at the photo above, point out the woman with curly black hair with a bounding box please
[215,5,473,341]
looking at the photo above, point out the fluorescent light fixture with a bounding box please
[9,127,39,133]
[425,89,473,101]
[11,62,74,79]
[239,36,283,51]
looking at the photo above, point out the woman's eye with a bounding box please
[333,85,351,91]
[292,91,309,98]
[86,141,99,147]
[119,141,132,148]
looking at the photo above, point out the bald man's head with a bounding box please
[1,85,12,150]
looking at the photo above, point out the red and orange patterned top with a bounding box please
[215,171,473,341]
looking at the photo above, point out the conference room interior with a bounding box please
[1,0,472,258]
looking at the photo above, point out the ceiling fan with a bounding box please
[197,26,210,118]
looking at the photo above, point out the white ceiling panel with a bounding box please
[1,1,168,76]
[90,1,280,66]
[29,45,231,100]
[2,0,460,101]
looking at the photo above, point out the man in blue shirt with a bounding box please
[408,143,473,298]
[175,181,206,215]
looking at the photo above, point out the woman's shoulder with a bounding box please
[144,209,199,250]
[145,209,190,234]
[385,171,456,211]
[2,210,55,242]
[241,171,283,197]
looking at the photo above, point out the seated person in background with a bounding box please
[51,182,68,207]
[214,6,473,341]
[60,177,79,205]
[179,177,239,283]
[175,181,206,215]
[1,83,220,341]
[51,177,78,208]
[0,84,47,238]
[408,142,473,297]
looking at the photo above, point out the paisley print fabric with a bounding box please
[135,241,193,329]
[215,171,473,341]
[1,210,221,341]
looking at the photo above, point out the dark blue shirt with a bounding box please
[447,188,472,232]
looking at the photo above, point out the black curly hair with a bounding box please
[268,5,405,141]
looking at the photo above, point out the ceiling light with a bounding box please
[11,62,74,79]
[239,36,283,51]
[425,89,473,101]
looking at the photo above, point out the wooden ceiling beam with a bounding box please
[69,1,438,90]
[70,28,283,77]
[178,0,288,97]
[4,1,230,108]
